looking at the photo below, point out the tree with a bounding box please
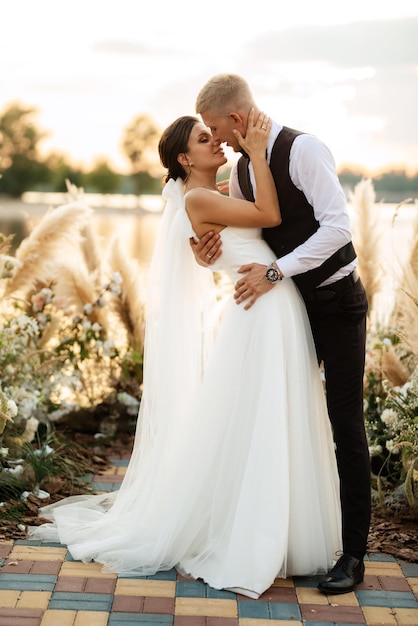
[38,152,84,192]
[121,114,162,193]
[83,158,121,194]
[0,103,49,197]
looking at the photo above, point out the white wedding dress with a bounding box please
[28,179,341,599]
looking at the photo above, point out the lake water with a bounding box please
[0,192,416,324]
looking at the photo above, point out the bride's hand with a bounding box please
[216,179,229,194]
[233,108,271,159]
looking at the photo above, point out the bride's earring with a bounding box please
[184,158,193,182]
[179,154,192,182]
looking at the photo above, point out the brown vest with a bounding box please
[237,126,356,293]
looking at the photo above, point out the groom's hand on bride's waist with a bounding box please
[234,263,273,310]
[189,231,222,267]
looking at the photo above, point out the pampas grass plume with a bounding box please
[5,201,92,297]
[349,178,382,312]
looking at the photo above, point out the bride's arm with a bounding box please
[186,110,281,237]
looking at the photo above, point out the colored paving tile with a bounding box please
[1,457,418,625]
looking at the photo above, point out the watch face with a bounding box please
[266,267,279,282]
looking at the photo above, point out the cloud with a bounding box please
[93,40,152,56]
[246,17,418,67]
[93,40,178,58]
[235,17,418,167]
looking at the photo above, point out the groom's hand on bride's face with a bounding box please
[189,231,222,267]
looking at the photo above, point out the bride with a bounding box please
[28,109,341,599]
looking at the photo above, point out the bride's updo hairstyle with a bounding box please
[158,116,198,184]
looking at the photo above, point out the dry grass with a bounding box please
[390,201,418,358]
[52,262,108,331]
[4,201,92,297]
[108,238,145,352]
[381,342,410,387]
[0,233,15,255]
[80,221,104,286]
[349,178,383,312]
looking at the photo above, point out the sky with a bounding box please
[1,0,417,174]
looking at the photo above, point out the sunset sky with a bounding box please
[1,0,417,173]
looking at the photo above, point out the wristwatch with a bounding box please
[265,262,283,284]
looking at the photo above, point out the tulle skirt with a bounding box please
[29,279,341,599]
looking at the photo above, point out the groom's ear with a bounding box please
[229,112,246,134]
[229,112,243,126]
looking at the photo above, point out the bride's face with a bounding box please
[186,122,227,169]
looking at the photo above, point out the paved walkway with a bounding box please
[1,456,417,625]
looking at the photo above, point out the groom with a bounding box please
[191,73,370,595]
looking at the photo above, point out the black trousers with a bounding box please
[301,277,371,557]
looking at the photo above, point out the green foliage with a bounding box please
[0,431,97,528]
[0,103,49,197]
[338,165,418,201]
[374,169,418,196]
[0,470,31,502]
[121,114,160,172]
[42,152,85,192]
[83,159,121,194]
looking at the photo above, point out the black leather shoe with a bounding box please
[318,554,364,594]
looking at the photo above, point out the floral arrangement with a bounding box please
[352,179,418,511]
[364,332,418,509]
[0,184,145,529]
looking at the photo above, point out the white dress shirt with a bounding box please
[229,121,357,286]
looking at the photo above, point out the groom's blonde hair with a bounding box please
[196,74,255,116]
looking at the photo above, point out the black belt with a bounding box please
[304,269,359,302]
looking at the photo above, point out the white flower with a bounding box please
[382,337,392,347]
[40,288,53,303]
[82,319,92,331]
[110,283,122,295]
[21,416,39,442]
[34,444,54,456]
[31,293,45,312]
[92,322,101,333]
[6,400,18,418]
[36,313,48,325]
[368,444,383,457]
[380,409,399,427]
[117,392,140,407]
[0,447,9,458]
[10,315,39,337]
[5,464,23,475]
[103,339,116,356]
[83,303,93,315]
[111,271,123,285]
[17,397,38,420]
[34,488,50,499]
[386,439,400,454]
[400,381,412,398]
